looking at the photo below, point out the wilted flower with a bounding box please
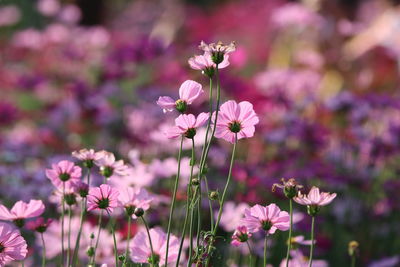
[199,41,236,64]
[0,200,45,227]
[293,186,337,216]
[166,113,209,139]
[87,184,119,214]
[0,222,28,265]
[214,100,259,143]
[119,187,153,218]
[46,160,82,189]
[156,80,204,113]
[241,204,290,234]
[272,178,303,199]
[94,151,129,178]
[231,226,252,246]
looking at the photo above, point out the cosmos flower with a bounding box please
[0,222,27,265]
[94,151,129,178]
[119,187,153,219]
[188,52,230,77]
[72,148,103,168]
[166,113,208,139]
[87,184,119,214]
[293,187,337,216]
[156,80,203,113]
[45,160,82,189]
[214,100,259,144]
[241,203,290,235]
[130,227,179,266]
[26,217,53,233]
[0,200,45,227]
[199,41,236,64]
[279,249,328,267]
[231,226,252,247]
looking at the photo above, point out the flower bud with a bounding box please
[209,191,219,201]
[134,207,144,217]
[191,178,200,186]
[86,246,95,257]
[118,254,126,262]
[348,241,359,257]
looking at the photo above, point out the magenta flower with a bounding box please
[130,227,179,265]
[188,52,230,77]
[119,187,153,219]
[293,186,337,216]
[241,204,290,234]
[26,217,53,233]
[87,184,120,214]
[0,222,27,265]
[214,100,259,143]
[231,225,252,247]
[166,112,209,139]
[0,200,45,227]
[94,151,129,178]
[156,80,203,113]
[45,160,82,188]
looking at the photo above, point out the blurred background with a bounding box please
[1,0,400,266]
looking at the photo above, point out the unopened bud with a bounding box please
[86,246,95,257]
[134,207,144,217]
[191,178,200,186]
[348,241,359,257]
[209,191,219,201]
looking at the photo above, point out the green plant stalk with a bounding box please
[41,233,46,267]
[91,210,103,265]
[264,235,268,267]
[246,241,253,267]
[141,216,155,267]
[285,198,293,267]
[165,136,184,267]
[175,181,191,267]
[187,138,197,266]
[308,216,315,267]
[351,255,356,267]
[66,207,72,267]
[124,215,132,264]
[108,211,119,267]
[61,182,65,266]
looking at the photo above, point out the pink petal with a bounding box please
[178,80,203,104]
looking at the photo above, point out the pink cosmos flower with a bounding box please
[87,184,119,214]
[188,52,230,76]
[156,80,203,113]
[214,100,259,144]
[0,200,45,225]
[119,187,153,219]
[130,227,179,265]
[279,249,328,267]
[231,226,252,247]
[166,113,209,139]
[45,160,82,189]
[241,204,290,234]
[94,151,129,178]
[293,187,337,207]
[199,41,236,56]
[72,148,103,168]
[0,222,27,266]
[26,218,53,233]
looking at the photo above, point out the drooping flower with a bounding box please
[272,178,303,199]
[130,227,179,266]
[87,184,119,214]
[72,148,103,168]
[293,186,337,216]
[119,187,153,219]
[45,160,82,188]
[199,41,236,64]
[156,80,203,113]
[241,204,290,234]
[166,113,208,139]
[0,200,45,227]
[94,151,129,178]
[188,52,230,77]
[26,217,53,233]
[231,226,252,247]
[214,100,259,144]
[0,222,28,265]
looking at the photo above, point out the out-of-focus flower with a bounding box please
[271,3,323,30]
[94,151,129,178]
[218,202,249,232]
[46,160,82,189]
[26,218,53,233]
[293,187,336,216]
[199,41,236,64]
[0,222,28,265]
[156,80,203,113]
[36,0,60,16]
[241,203,290,234]
[87,184,119,214]
[166,113,208,139]
[72,148,103,169]
[188,52,230,77]
[119,187,153,219]
[214,100,259,144]
[289,235,313,247]
[368,255,400,267]
[0,6,20,27]
[231,226,252,246]
[279,249,328,267]
[58,4,81,24]
[0,200,45,227]
[130,227,179,265]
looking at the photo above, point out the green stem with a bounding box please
[165,136,184,267]
[124,215,132,264]
[308,216,316,267]
[351,255,356,267]
[91,210,103,265]
[61,182,65,266]
[176,178,192,267]
[141,216,155,267]
[187,197,196,267]
[66,207,72,267]
[187,138,197,267]
[108,211,119,267]
[246,241,253,267]
[285,199,293,267]
[41,233,46,267]
[264,235,268,267]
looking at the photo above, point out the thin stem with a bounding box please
[108,211,119,267]
[308,216,316,267]
[66,207,72,267]
[91,210,103,265]
[141,216,155,267]
[41,233,46,267]
[187,138,197,267]
[124,215,132,264]
[176,178,192,267]
[285,198,293,267]
[351,255,356,267]
[61,182,65,266]
[165,136,184,267]
[246,241,253,267]
[187,198,196,267]
[264,235,268,267]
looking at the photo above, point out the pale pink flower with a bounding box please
[279,249,328,267]
[26,218,53,233]
[45,160,82,188]
[166,113,209,139]
[58,4,81,24]
[36,0,60,16]
[0,6,20,27]
[119,187,153,219]
[130,227,179,265]
[0,200,45,223]
[188,52,230,76]
[94,151,129,178]
[293,186,337,207]
[241,204,290,234]
[156,80,203,113]
[217,201,249,232]
[0,222,27,265]
[199,41,236,56]
[289,235,313,246]
[72,148,103,168]
[87,184,119,214]
[231,226,252,247]
[214,100,259,143]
